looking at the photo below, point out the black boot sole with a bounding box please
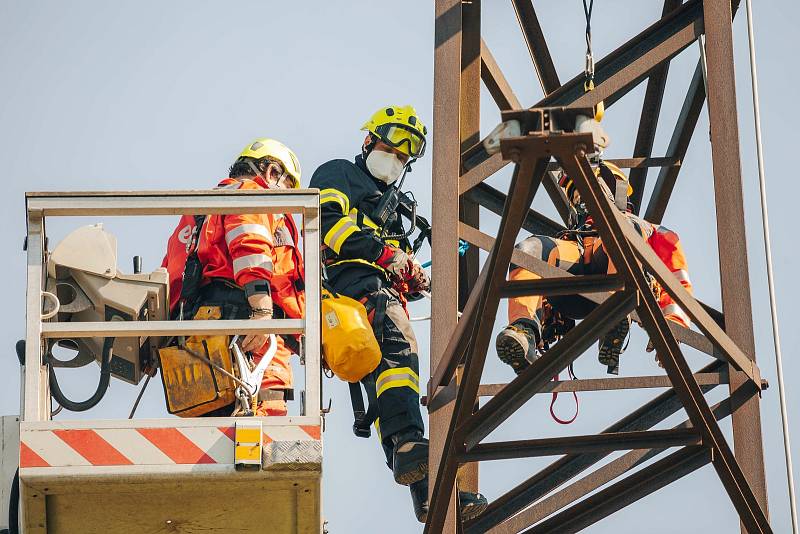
[459,494,489,522]
[394,441,429,486]
[598,318,630,373]
[496,334,530,375]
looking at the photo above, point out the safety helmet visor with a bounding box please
[374,123,426,158]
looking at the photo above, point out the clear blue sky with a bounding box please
[0,1,797,532]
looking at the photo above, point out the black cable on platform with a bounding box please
[48,337,114,412]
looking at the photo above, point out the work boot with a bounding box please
[391,430,429,486]
[495,319,540,375]
[409,477,489,523]
[598,316,631,375]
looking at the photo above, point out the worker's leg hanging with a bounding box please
[354,288,427,485]
[497,235,582,373]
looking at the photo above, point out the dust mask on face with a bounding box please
[366,150,405,184]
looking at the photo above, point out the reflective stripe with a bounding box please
[232,254,274,274]
[327,257,390,274]
[225,224,272,246]
[374,418,382,442]
[672,269,691,284]
[324,216,359,254]
[662,303,691,326]
[376,367,420,397]
[320,188,349,214]
[354,209,379,230]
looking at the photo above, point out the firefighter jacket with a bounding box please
[309,155,413,292]
[162,176,305,320]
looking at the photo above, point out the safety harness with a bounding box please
[348,291,389,438]
[175,214,207,321]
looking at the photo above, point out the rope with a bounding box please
[744,1,798,529]
[549,364,579,425]
[582,0,595,91]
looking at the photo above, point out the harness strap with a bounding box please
[349,376,379,439]
[174,214,207,320]
[349,290,389,438]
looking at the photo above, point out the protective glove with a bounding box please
[376,245,413,281]
[408,257,431,293]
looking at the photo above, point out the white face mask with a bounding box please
[366,149,406,184]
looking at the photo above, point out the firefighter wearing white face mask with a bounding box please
[309,106,487,522]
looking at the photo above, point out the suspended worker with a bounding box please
[309,105,486,522]
[162,138,305,416]
[495,160,693,374]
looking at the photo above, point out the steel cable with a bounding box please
[744,0,798,529]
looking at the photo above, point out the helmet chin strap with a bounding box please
[244,159,287,189]
[245,159,266,180]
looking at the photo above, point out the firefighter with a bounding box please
[309,105,487,522]
[495,161,693,374]
[162,138,305,416]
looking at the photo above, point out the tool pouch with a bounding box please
[158,306,237,417]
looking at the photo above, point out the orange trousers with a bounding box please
[508,215,693,329]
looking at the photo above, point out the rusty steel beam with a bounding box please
[542,169,573,225]
[458,0,482,496]
[458,0,704,193]
[499,274,624,298]
[564,146,770,532]
[615,204,760,384]
[644,60,706,223]
[459,152,506,193]
[703,0,769,525]
[428,238,488,404]
[425,371,726,415]
[430,0,465,530]
[460,290,637,450]
[524,447,712,534]
[465,181,564,236]
[478,371,726,397]
[426,155,550,533]
[542,0,703,109]
[629,0,684,214]
[457,220,718,358]
[490,398,735,533]
[461,429,702,462]
[464,360,726,533]
[480,39,522,111]
[511,0,560,94]
[645,1,743,223]
[607,156,681,169]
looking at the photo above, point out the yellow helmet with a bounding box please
[237,138,302,187]
[596,161,633,196]
[361,105,427,158]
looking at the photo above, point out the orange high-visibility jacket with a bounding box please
[645,223,692,327]
[162,176,305,320]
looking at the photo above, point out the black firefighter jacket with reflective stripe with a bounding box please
[309,155,411,293]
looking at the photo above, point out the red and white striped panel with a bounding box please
[20,424,321,468]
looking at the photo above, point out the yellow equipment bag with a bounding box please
[321,289,382,383]
[158,306,237,417]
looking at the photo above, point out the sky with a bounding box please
[0,1,798,533]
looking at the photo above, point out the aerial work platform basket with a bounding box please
[12,190,322,534]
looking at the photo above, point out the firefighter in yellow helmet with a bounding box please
[495,160,694,376]
[309,106,487,522]
[162,138,305,417]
